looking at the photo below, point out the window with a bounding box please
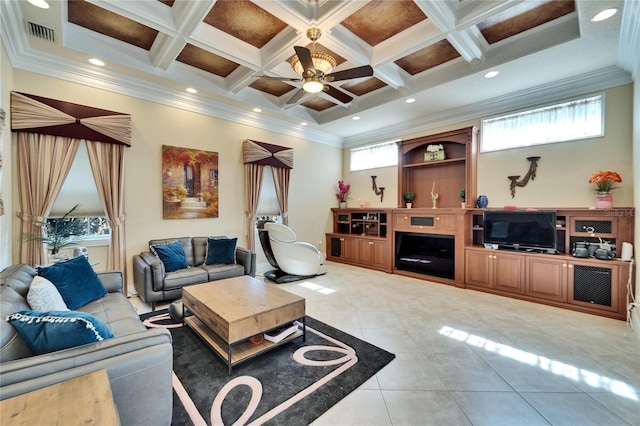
[49,141,110,241]
[350,141,399,171]
[481,95,604,152]
[46,216,110,239]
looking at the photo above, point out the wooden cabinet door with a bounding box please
[371,240,390,270]
[526,257,567,302]
[357,239,390,271]
[568,261,619,313]
[342,237,358,262]
[493,252,525,294]
[465,249,492,288]
[357,239,373,264]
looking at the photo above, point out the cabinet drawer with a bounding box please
[434,214,456,230]
[394,214,409,228]
[183,292,230,341]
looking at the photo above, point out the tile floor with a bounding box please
[131,262,640,426]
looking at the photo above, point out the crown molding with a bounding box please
[342,66,632,147]
[619,0,640,79]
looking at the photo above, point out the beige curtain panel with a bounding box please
[10,92,132,146]
[17,132,81,266]
[244,163,265,251]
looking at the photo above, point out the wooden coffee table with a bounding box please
[182,275,306,374]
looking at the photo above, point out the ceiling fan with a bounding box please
[255,28,374,105]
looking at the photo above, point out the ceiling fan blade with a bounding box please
[286,88,307,104]
[294,46,316,75]
[325,65,374,82]
[325,85,353,104]
[254,75,301,82]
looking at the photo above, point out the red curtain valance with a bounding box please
[10,92,132,146]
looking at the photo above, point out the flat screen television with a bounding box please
[483,210,557,252]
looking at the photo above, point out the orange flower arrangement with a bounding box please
[588,170,622,193]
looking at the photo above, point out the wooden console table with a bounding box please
[0,369,120,426]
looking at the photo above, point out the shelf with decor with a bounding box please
[397,127,478,209]
[326,208,392,272]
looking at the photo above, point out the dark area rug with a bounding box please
[140,310,395,426]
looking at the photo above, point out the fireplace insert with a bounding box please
[394,232,455,279]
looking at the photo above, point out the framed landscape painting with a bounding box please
[162,145,219,219]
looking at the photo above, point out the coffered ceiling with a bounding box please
[1,0,635,146]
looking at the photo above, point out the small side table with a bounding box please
[0,369,120,425]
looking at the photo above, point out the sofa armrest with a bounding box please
[96,270,123,293]
[236,246,256,277]
[0,328,173,426]
[133,252,165,297]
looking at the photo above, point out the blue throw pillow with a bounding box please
[151,240,189,272]
[205,237,237,265]
[6,310,114,355]
[37,256,107,310]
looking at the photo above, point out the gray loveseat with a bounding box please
[0,264,173,426]
[132,236,256,310]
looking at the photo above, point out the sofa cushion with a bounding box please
[202,263,245,281]
[151,240,189,272]
[205,237,237,265]
[163,268,208,291]
[37,256,107,310]
[6,310,114,355]
[27,276,69,312]
[79,293,146,337]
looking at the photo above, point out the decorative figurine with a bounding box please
[431,182,439,209]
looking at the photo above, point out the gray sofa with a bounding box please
[132,236,256,310]
[0,264,173,426]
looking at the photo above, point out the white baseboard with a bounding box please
[631,306,640,351]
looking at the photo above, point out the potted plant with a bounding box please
[458,188,466,208]
[404,191,415,208]
[23,204,80,258]
[336,180,351,208]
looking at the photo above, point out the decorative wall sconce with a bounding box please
[371,176,385,202]
[508,156,540,198]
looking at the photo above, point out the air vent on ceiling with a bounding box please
[27,21,55,42]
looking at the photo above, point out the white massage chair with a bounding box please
[259,222,327,283]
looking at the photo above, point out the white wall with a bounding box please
[5,69,342,288]
[343,86,634,210]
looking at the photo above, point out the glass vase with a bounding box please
[594,192,612,209]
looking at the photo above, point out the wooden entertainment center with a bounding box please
[326,126,635,320]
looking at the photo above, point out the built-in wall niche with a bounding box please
[397,127,478,209]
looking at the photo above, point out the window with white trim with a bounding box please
[481,94,604,152]
[350,141,399,171]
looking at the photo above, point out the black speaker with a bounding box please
[574,220,612,234]
[573,265,612,307]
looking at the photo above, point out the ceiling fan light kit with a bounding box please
[255,27,373,104]
[291,52,336,76]
[302,78,324,94]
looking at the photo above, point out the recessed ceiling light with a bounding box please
[484,70,499,78]
[591,8,617,22]
[27,0,49,9]
[89,58,105,67]
[252,107,262,113]
[300,122,308,126]
[405,98,416,104]
[185,87,198,94]
[352,116,360,121]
